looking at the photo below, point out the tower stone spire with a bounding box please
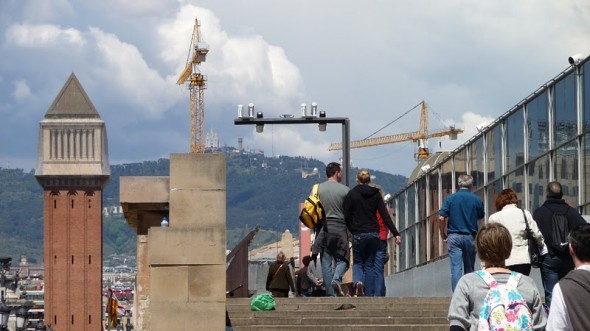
[35,73,109,331]
[36,72,110,179]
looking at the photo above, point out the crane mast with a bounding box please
[328,101,464,161]
[177,18,209,154]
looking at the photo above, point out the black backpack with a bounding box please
[545,206,571,255]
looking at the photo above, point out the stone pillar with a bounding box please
[147,153,226,331]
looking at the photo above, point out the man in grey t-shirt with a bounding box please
[311,162,350,296]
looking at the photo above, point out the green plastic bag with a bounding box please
[250,293,276,311]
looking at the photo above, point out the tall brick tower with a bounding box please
[35,73,110,331]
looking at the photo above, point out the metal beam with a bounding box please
[234,116,351,186]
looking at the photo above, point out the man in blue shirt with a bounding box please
[438,174,485,292]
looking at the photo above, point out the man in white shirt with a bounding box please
[547,223,590,330]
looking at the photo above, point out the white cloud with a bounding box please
[250,126,333,161]
[88,27,183,119]
[442,112,496,151]
[5,23,85,47]
[21,0,74,21]
[157,4,304,115]
[93,0,178,17]
[12,80,33,102]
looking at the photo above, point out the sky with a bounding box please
[1,0,590,178]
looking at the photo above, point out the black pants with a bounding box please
[271,289,289,297]
[311,289,326,297]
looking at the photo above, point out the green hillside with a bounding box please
[0,152,407,263]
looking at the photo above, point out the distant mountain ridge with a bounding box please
[0,152,407,263]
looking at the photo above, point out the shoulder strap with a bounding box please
[476,270,498,289]
[521,209,531,233]
[274,263,284,277]
[312,183,320,198]
[506,271,522,289]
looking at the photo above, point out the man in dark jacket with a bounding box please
[533,181,587,307]
[344,169,401,297]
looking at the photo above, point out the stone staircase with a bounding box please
[226,296,451,331]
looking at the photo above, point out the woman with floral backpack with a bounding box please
[448,223,547,330]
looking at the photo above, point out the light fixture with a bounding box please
[383,193,392,203]
[300,103,307,117]
[0,301,10,330]
[568,53,584,66]
[311,102,318,117]
[15,306,28,331]
[237,104,244,118]
[421,164,431,173]
[255,111,264,132]
[248,103,255,118]
[318,110,327,131]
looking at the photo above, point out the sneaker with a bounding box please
[331,281,344,297]
[355,281,364,297]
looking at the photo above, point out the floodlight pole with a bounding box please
[234,114,350,186]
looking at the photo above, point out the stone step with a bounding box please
[231,324,448,331]
[231,316,448,326]
[227,297,450,312]
[229,309,448,318]
[228,296,451,304]
[226,296,451,330]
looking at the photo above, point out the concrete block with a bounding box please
[169,153,226,190]
[120,176,169,203]
[135,236,150,304]
[149,301,225,331]
[188,264,226,302]
[148,227,226,265]
[150,266,188,302]
[148,265,227,303]
[169,189,226,228]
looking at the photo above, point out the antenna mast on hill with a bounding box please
[177,17,209,153]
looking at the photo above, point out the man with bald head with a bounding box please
[533,181,587,308]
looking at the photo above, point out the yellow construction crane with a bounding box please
[328,101,464,161]
[177,17,209,154]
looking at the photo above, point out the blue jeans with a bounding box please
[373,240,389,297]
[321,249,348,297]
[448,233,476,292]
[540,253,575,307]
[352,232,381,296]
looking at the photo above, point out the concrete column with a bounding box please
[147,153,227,331]
[58,129,63,160]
